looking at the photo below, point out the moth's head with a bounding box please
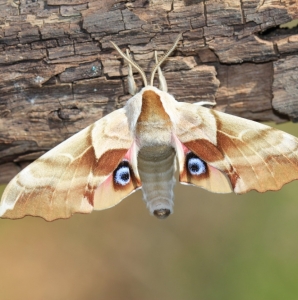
[110,33,182,93]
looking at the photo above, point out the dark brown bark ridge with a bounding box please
[0,0,298,183]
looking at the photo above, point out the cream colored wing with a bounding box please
[174,102,298,194]
[0,108,140,221]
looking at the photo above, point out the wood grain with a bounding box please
[0,0,298,182]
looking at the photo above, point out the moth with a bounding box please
[1,34,298,221]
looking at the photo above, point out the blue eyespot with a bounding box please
[186,153,206,176]
[114,161,130,186]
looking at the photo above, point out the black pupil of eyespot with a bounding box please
[120,172,129,181]
[190,163,199,173]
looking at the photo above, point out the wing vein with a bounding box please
[218,130,275,190]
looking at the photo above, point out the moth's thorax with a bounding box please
[136,89,172,148]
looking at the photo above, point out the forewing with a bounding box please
[174,102,298,194]
[0,108,138,221]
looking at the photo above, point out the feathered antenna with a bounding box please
[110,41,148,86]
[149,33,182,86]
[111,33,182,88]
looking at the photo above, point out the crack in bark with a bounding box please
[239,0,245,24]
[0,0,297,176]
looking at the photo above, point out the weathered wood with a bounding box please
[273,55,298,120]
[0,0,298,183]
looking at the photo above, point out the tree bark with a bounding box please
[0,0,298,183]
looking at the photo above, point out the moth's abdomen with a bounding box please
[137,145,176,219]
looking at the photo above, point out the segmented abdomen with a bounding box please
[137,145,176,219]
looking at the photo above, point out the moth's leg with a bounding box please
[155,51,168,92]
[126,49,138,95]
[193,101,217,107]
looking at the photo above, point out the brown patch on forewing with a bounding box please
[225,166,240,190]
[83,183,95,206]
[94,148,129,176]
[184,139,224,163]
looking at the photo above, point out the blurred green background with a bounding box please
[0,122,298,300]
